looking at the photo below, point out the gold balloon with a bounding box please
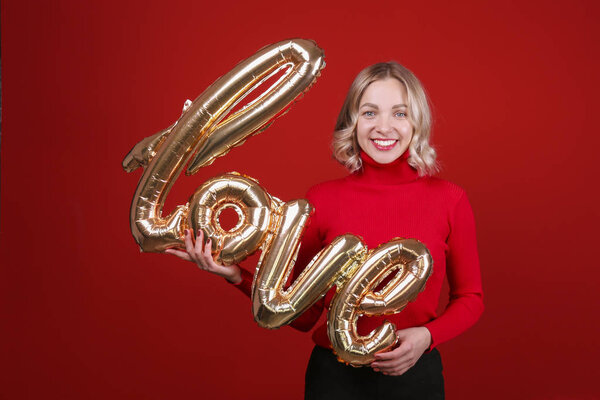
[252,199,367,328]
[327,239,433,366]
[122,39,325,252]
[188,172,277,266]
[123,38,435,367]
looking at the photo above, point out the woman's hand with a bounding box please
[165,229,242,284]
[370,327,432,376]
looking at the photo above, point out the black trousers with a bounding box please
[305,346,444,400]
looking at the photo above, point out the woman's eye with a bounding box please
[363,111,375,117]
[395,112,407,118]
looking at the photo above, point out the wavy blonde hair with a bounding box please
[332,62,438,176]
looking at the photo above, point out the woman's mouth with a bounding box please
[370,139,398,151]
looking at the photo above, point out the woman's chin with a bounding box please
[367,149,405,164]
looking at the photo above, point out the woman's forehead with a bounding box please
[360,78,408,105]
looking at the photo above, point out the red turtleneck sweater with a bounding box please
[233,151,483,350]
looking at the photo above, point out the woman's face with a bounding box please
[356,78,413,164]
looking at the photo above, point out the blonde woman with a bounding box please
[167,62,484,399]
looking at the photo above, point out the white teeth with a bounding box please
[372,139,396,146]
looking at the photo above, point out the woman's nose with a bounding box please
[376,117,393,134]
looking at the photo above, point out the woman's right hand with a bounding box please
[165,229,242,284]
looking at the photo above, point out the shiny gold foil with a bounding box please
[188,172,276,265]
[252,197,367,328]
[122,39,325,252]
[123,39,436,367]
[327,239,433,366]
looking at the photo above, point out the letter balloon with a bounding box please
[123,39,434,366]
[123,39,325,252]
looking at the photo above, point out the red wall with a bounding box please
[2,1,599,399]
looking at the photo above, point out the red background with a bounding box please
[2,1,599,399]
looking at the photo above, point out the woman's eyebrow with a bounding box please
[359,103,407,109]
[360,103,378,109]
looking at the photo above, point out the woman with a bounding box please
[166,62,484,399]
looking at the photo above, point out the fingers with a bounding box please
[198,232,218,272]
[195,229,205,255]
[371,342,414,374]
[373,342,411,364]
[378,362,413,376]
[170,229,237,280]
[183,229,220,272]
[182,229,205,267]
[164,248,192,261]
[372,327,430,375]
[193,230,210,270]
[374,345,407,361]
[203,237,213,260]
[184,229,196,261]
[372,355,414,375]
[372,357,407,370]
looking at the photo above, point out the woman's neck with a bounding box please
[351,150,420,185]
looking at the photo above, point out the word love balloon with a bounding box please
[123,39,433,366]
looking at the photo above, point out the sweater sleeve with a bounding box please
[424,191,484,349]
[229,267,254,297]
[229,187,327,332]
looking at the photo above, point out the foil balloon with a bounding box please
[187,172,277,265]
[253,206,367,328]
[122,39,325,252]
[123,38,434,367]
[327,239,433,366]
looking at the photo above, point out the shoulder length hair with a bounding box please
[332,62,439,176]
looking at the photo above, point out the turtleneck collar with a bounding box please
[349,150,420,185]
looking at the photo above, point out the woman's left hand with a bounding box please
[370,327,432,376]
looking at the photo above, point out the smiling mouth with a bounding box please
[370,139,398,150]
